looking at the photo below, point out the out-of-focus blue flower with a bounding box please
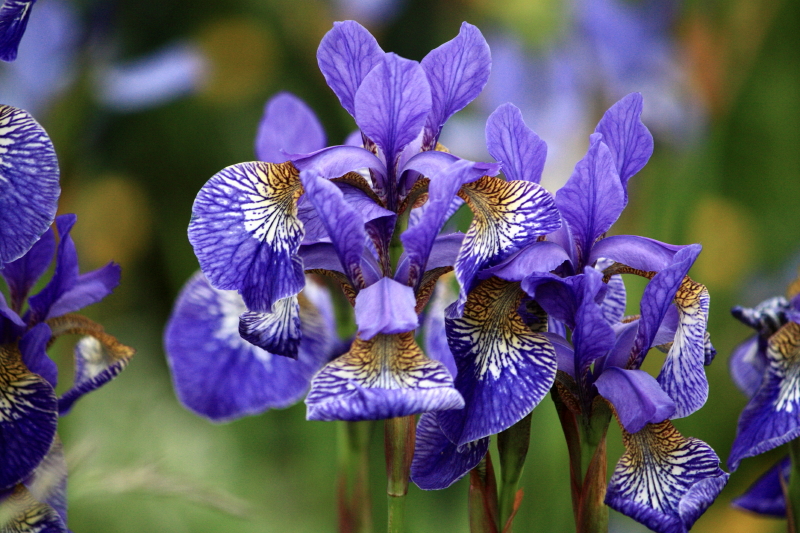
[0,0,77,113]
[164,270,341,422]
[0,0,207,116]
[729,294,800,471]
[412,94,727,533]
[445,0,703,192]
[94,41,207,112]
[724,279,800,517]
[333,0,405,26]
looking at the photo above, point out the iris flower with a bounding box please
[727,285,800,516]
[0,216,133,531]
[183,20,563,423]
[0,0,35,62]
[412,94,727,533]
[0,107,132,531]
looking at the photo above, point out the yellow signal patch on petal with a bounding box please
[327,333,449,389]
[238,161,304,244]
[452,176,559,315]
[607,420,728,533]
[657,276,712,418]
[0,484,63,532]
[305,332,463,421]
[189,160,307,312]
[768,321,800,412]
[450,276,553,380]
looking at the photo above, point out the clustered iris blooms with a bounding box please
[410,93,728,533]
[0,105,133,531]
[166,19,729,533]
[169,20,564,423]
[727,277,800,518]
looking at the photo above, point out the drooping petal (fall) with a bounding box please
[411,412,489,490]
[731,456,789,517]
[255,92,326,163]
[0,105,59,266]
[305,332,463,421]
[657,277,711,418]
[606,420,728,533]
[0,345,57,490]
[485,103,547,184]
[729,322,800,470]
[164,272,332,422]
[420,22,491,148]
[0,0,35,62]
[238,296,301,358]
[452,175,560,316]
[439,277,557,445]
[188,161,305,312]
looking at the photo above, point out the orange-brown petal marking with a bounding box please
[0,345,57,490]
[45,314,134,416]
[606,420,728,533]
[438,277,557,445]
[452,176,559,316]
[305,332,463,421]
[189,160,307,312]
[656,276,711,418]
[414,266,453,314]
[0,484,65,532]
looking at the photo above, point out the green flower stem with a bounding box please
[337,421,374,533]
[497,412,532,532]
[469,454,500,533]
[552,387,612,533]
[385,415,415,533]
[787,437,800,533]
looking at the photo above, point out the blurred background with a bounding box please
[2,0,798,531]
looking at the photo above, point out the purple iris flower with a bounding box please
[725,287,800,516]
[412,94,727,533]
[0,0,36,62]
[0,105,59,267]
[183,21,566,423]
[0,214,132,532]
[732,456,790,517]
